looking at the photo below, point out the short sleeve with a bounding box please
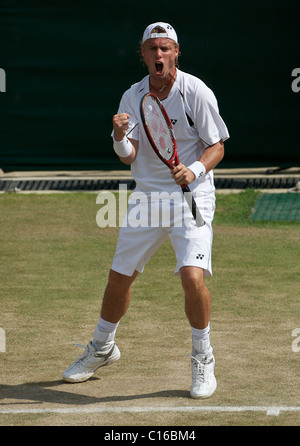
[191,81,229,147]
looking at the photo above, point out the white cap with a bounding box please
[142,22,178,44]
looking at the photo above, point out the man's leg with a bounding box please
[180,266,211,329]
[100,269,139,323]
[62,269,138,383]
[180,266,217,399]
[92,269,139,345]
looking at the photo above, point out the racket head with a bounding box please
[140,93,178,168]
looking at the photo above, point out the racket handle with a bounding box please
[182,186,206,227]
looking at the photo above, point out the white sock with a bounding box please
[191,323,212,356]
[93,316,119,349]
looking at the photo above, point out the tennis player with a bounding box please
[63,22,229,399]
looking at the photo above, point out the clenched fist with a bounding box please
[113,113,130,141]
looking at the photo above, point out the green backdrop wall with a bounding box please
[0,0,299,171]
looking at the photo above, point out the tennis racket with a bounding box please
[140,92,205,227]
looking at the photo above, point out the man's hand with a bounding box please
[171,140,224,186]
[171,163,196,186]
[112,113,130,141]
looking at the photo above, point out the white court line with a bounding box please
[1,406,300,416]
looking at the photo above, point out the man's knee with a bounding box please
[108,269,138,290]
[180,266,206,295]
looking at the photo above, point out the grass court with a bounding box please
[0,190,299,426]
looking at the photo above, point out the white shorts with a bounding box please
[111,192,215,277]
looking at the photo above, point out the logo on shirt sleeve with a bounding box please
[196,254,205,260]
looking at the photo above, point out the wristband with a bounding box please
[188,161,206,180]
[113,136,132,158]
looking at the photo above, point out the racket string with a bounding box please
[144,98,174,160]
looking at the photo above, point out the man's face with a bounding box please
[141,38,179,80]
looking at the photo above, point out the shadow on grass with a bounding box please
[0,380,189,406]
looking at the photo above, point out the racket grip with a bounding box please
[182,186,205,227]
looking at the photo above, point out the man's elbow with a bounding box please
[119,154,134,165]
[217,140,225,162]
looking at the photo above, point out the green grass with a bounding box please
[214,189,300,227]
[214,189,259,225]
[0,190,299,426]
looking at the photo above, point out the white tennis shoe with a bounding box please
[189,352,217,399]
[62,341,120,383]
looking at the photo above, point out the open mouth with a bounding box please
[155,62,163,74]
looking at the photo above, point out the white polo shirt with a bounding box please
[114,69,229,195]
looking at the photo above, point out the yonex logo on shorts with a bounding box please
[196,254,205,260]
